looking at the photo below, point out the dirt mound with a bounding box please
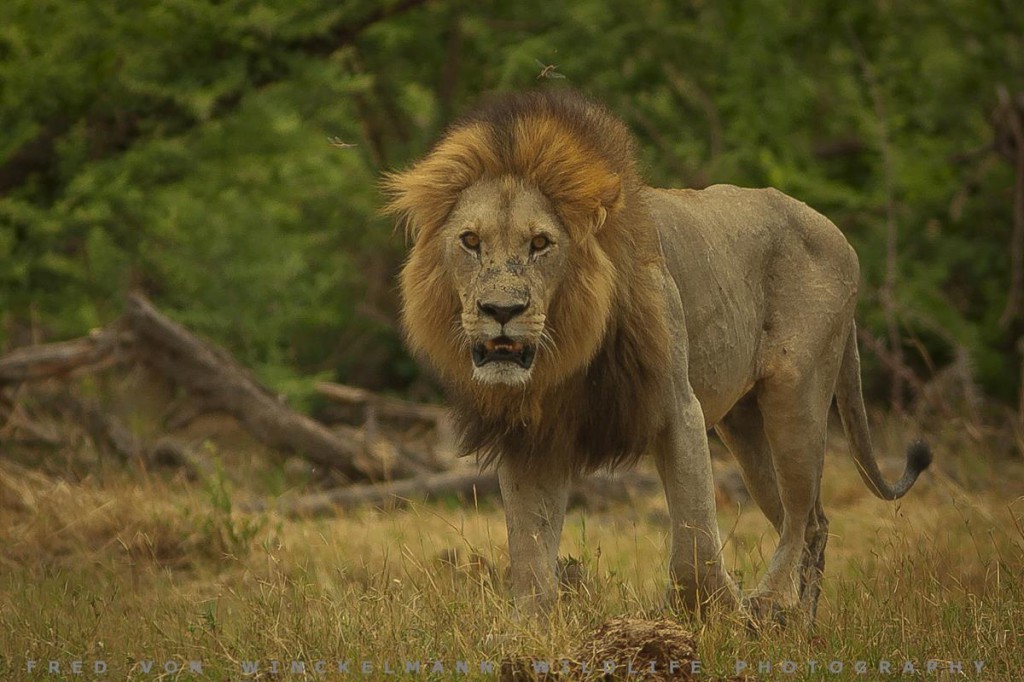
[574,617,698,676]
[500,617,749,680]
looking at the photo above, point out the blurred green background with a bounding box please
[2,0,1022,413]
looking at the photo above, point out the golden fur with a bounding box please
[385,90,672,472]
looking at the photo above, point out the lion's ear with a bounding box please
[382,123,499,242]
[593,174,623,232]
[379,171,419,241]
[556,173,623,237]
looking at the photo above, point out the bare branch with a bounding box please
[124,293,399,482]
[248,468,663,518]
[316,381,447,426]
[0,328,124,386]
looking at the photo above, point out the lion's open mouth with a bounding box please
[472,336,536,369]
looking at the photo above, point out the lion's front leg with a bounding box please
[654,386,741,615]
[498,458,570,613]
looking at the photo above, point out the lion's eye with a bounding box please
[460,232,481,251]
[530,234,551,252]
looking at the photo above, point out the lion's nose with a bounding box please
[477,300,528,325]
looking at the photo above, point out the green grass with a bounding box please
[1,422,1022,680]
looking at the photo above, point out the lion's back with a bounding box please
[644,184,860,426]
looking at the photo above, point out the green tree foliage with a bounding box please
[2,0,1022,404]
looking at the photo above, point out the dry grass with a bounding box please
[1,417,1023,680]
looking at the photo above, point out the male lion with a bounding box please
[384,89,931,622]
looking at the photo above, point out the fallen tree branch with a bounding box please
[0,328,123,385]
[0,394,63,445]
[568,470,663,509]
[0,297,440,480]
[124,293,396,482]
[147,437,216,480]
[857,327,925,397]
[247,468,499,516]
[316,381,447,425]
[252,469,664,518]
[57,394,141,462]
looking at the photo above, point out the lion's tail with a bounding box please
[835,322,932,501]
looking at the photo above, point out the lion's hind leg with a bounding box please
[717,393,830,625]
[746,366,833,626]
[798,496,829,623]
[715,393,783,534]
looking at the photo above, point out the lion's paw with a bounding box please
[742,594,796,633]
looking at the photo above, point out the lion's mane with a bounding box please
[385,89,673,473]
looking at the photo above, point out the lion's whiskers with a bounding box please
[451,319,472,350]
[538,326,560,360]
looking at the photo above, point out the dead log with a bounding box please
[318,380,457,467]
[248,468,499,516]
[147,437,216,479]
[0,395,63,445]
[254,469,664,518]
[567,470,663,509]
[57,394,141,461]
[123,293,395,482]
[0,328,123,385]
[0,297,435,479]
[316,381,448,425]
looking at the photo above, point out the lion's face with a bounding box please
[444,177,570,386]
[388,93,634,401]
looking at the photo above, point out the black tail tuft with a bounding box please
[906,439,933,474]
